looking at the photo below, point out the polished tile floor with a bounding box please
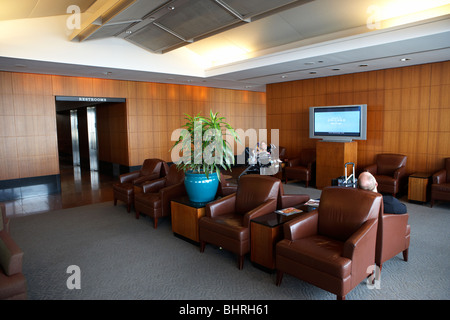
[4,163,116,218]
[3,164,245,218]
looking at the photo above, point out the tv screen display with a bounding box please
[309,104,367,142]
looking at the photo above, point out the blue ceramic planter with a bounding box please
[184,171,219,203]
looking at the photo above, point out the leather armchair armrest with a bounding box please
[206,194,236,218]
[393,166,406,180]
[279,194,310,209]
[287,157,301,167]
[432,169,446,184]
[160,182,187,213]
[1,204,9,233]
[381,213,409,237]
[244,198,277,227]
[221,185,237,196]
[343,218,378,281]
[160,182,186,200]
[133,173,160,185]
[343,218,378,261]
[0,231,23,276]
[119,171,140,183]
[142,178,166,193]
[283,210,318,241]
[365,164,377,175]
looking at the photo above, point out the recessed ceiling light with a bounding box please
[304,62,314,65]
[309,71,317,75]
[332,68,340,71]
[168,5,175,10]
[359,64,368,67]
[317,61,324,63]
[281,75,287,78]
[400,58,411,62]
[14,64,27,68]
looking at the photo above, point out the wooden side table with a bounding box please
[408,172,431,203]
[250,205,317,271]
[171,196,214,243]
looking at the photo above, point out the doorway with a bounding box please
[55,96,126,207]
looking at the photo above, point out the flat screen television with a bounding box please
[309,104,367,142]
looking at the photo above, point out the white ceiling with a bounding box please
[0,0,449,92]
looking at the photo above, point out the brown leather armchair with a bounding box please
[216,174,237,197]
[431,157,450,207]
[364,153,407,196]
[277,182,310,209]
[278,146,286,160]
[199,175,281,269]
[113,159,169,212]
[1,203,9,233]
[275,187,382,300]
[284,148,316,187]
[134,164,186,229]
[1,204,27,300]
[376,212,410,271]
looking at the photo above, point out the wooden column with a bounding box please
[316,141,358,189]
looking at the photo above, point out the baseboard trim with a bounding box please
[0,174,61,201]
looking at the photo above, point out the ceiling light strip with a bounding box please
[104,19,143,26]
[213,0,250,22]
[153,22,193,42]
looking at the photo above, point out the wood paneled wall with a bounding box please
[96,102,129,166]
[0,72,58,180]
[126,83,265,165]
[267,61,450,176]
[0,71,265,181]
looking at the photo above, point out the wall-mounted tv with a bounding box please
[309,104,367,142]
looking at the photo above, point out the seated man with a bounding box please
[358,171,407,214]
[256,141,271,155]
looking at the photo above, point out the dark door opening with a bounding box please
[55,96,126,201]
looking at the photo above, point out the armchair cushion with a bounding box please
[277,233,351,279]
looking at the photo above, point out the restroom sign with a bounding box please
[55,96,126,103]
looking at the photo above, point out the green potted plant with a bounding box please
[170,110,241,203]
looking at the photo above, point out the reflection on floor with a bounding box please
[3,165,255,218]
[4,163,115,218]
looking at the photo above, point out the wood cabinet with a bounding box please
[250,221,282,270]
[408,173,431,203]
[171,197,206,243]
